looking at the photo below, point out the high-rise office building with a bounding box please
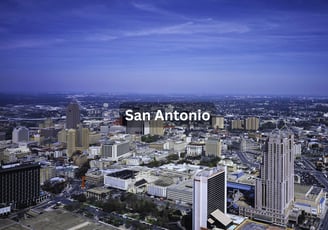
[39,117,54,129]
[150,119,164,136]
[211,116,224,129]
[101,140,130,161]
[231,119,244,130]
[57,129,67,143]
[12,127,29,143]
[76,125,90,150]
[0,163,40,209]
[205,138,221,157]
[126,120,150,135]
[193,166,232,230]
[67,129,76,157]
[255,127,294,226]
[81,127,90,150]
[40,165,56,185]
[66,101,80,129]
[245,117,260,131]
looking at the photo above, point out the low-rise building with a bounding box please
[294,185,326,216]
[147,177,173,198]
[85,170,104,186]
[40,166,56,185]
[167,179,193,204]
[186,142,204,156]
[104,169,137,191]
[86,187,110,200]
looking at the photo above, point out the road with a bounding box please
[298,157,328,190]
[296,157,328,229]
[320,208,328,230]
[236,151,259,169]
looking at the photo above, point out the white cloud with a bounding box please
[0,38,65,49]
[132,2,171,15]
[85,34,117,42]
[124,20,249,37]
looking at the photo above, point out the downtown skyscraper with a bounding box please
[0,163,40,209]
[193,166,232,230]
[255,127,295,226]
[66,101,80,129]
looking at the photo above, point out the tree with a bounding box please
[102,199,124,213]
[199,156,221,167]
[167,154,179,161]
[141,135,161,143]
[72,193,87,203]
[64,201,82,212]
[42,180,66,194]
[75,160,90,179]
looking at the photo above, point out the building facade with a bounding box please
[66,129,76,157]
[77,125,90,150]
[12,127,29,144]
[211,116,224,129]
[193,166,227,230]
[245,117,260,131]
[254,127,295,226]
[0,163,40,209]
[205,138,221,157]
[66,101,80,129]
[101,141,130,161]
[150,119,164,136]
[231,119,244,130]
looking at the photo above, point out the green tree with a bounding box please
[72,193,87,203]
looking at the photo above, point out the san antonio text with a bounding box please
[125,109,211,122]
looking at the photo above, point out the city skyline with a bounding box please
[1,0,328,95]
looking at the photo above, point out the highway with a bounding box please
[236,151,260,169]
[320,207,328,230]
[298,157,328,190]
[298,157,328,228]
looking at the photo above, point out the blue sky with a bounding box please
[0,0,328,95]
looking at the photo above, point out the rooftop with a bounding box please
[168,179,193,193]
[154,177,174,187]
[0,162,40,172]
[3,208,114,230]
[106,169,137,179]
[308,186,323,196]
[87,187,110,195]
[195,167,225,178]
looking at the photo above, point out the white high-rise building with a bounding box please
[101,141,130,161]
[193,166,232,230]
[255,127,295,226]
[12,127,29,144]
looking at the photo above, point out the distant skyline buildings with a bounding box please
[0,0,328,96]
[12,127,29,144]
[66,101,80,129]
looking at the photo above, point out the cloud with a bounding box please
[85,34,117,42]
[124,20,249,37]
[0,38,65,49]
[132,2,172,16]
[131,2,190,20]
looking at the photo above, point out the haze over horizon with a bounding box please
[1,0,328,96]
